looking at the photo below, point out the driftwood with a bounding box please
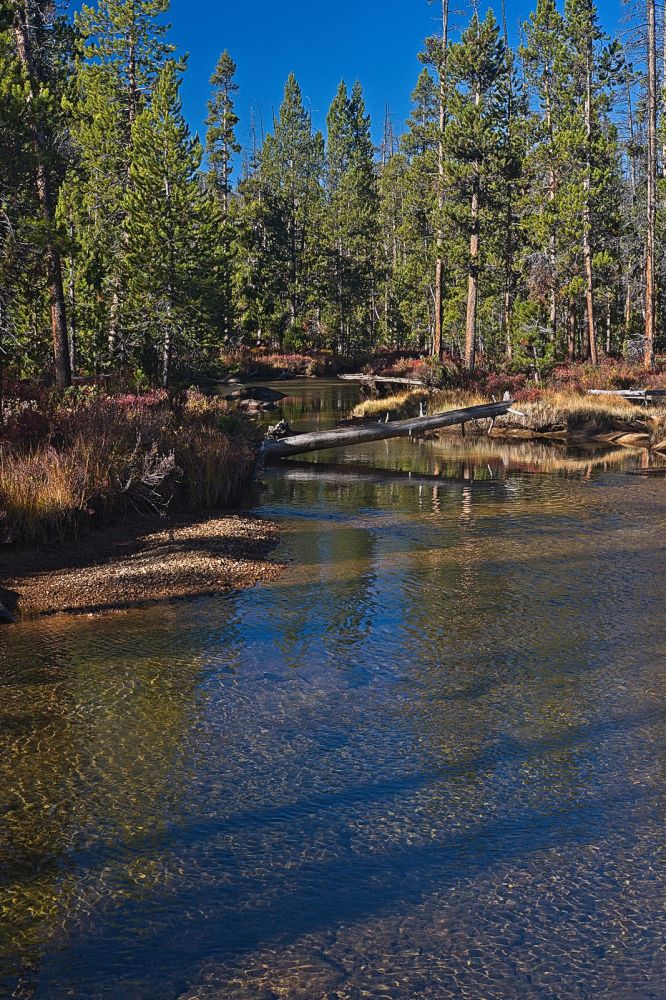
[262,400,514,459]
[588,388,666,400]
[339,373,426,387]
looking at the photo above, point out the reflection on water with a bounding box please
[2,381,666,999]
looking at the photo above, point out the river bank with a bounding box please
[0,388,285,619]
[0,512,283,618]
[2,373,663,619]
[0,388,262,547]
[350,387,666,449]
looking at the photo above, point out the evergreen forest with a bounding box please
[1,0,664,390]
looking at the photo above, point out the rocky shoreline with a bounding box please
[0,514,284,620]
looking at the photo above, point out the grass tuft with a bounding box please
[352,386,666,442]
[0,389,260,546]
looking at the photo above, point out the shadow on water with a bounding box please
[29,784,654,999]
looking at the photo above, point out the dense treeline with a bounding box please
[0,0,663,390]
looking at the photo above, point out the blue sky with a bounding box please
[168,0,621,153]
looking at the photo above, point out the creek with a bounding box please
[1,379,665,998]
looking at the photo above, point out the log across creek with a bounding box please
[262,400,514,459]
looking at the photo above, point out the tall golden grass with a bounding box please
[352,389,486,420]
[0,390,260,546]
[352,387,666,440]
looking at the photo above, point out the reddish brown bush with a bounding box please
[0,390,260,546]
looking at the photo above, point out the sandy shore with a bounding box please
[0,514,284,619]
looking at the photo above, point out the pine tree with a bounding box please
[206,50,240,212]
[377,148,408,346]
[493,25,528,362]
[391,68,439,350]
[59,62,128,368]
[256,73,325,345]
[77,0,173,126]
[324,80,379,352]
[521,0,568,345]
[205,50,240,343]
[9,0,73,390]
[446,11,505,369]
[645,0,657,366]
[422,0,451,358]
[0,6,33,392]
[0,0,661,382]
[72,0,175,362]
[565,0,603,364]
[125,61,220,386]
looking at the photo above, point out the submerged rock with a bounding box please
[0,601,15,624]
[224,386,288,404]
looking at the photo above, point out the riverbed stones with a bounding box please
[1,515,284,616]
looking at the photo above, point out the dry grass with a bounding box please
[0,448,87,544]
[352,389,486,421]
[498,390,663,436]
[352,386,666,443]
[0,390,261,546]
[351,390,430,420]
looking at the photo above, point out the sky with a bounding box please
[166,0,622,154]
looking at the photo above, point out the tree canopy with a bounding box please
[0,0,662,387]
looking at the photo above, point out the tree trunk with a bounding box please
[67,254,76,374]
[500,1,514,362]
[289,199,297,334]
[626,85,637,197]
[624,278,632,345]
[433,259,443,359]
[162,295,173,389]
[464,170,480,370]
[128,25,138,126]
[0,300,4,427]
[567,298,576,361]
[264,400,514,459]
[662,2,666,177]
[503,286,513,360]
[433,0,450,360]
[645,0,657,367]
[542,69,557,342]
[222,82,230,215]
[582,39,597,365]
[464,69,482,372]
[13,0,71,392]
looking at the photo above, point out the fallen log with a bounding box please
[262,400,513,459]
[588,388,666,399]
[339,374,427,386]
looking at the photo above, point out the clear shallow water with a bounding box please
[2,381,666,999]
